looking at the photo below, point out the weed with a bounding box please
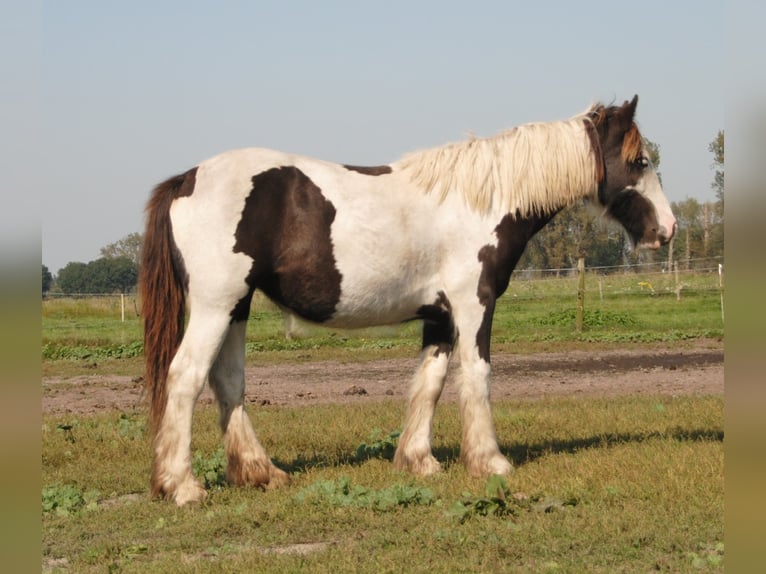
[687,541,724,569]
[447,475,523,523]
[42,483,99,516]
[354,428,401,462]
[192,448,227,490]
[536,308,639,328]
[116,413,144,440]
[42,341,143,361]
[295,476,434,511]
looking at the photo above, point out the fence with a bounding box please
[44,257,723,334]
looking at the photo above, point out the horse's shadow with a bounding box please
[501,427,723,467]
[275,427,723,475]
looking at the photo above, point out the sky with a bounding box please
[8,1,728,274]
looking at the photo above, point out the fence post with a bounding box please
[576,257,585,333]
[598,276,603,303]
[674,262,681,301]
[718,263,724,322]
[121,294,125,322]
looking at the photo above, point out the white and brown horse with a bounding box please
[140,95,676,505]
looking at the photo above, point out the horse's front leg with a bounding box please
[454,300,513,477]
[393,349,451,475]
[394,310,454,475]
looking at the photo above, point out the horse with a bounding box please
[140,95,676,505]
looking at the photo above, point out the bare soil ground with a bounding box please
[43,341,723,416]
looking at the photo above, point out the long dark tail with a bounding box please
[139,168,196,431]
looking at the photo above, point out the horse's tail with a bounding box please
[139,168,196,431]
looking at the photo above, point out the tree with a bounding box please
[56,257,139,294]
[518,203,628,272]
[643,137,662,183]
[42,264,53,295]
[96,256,138,293]
[707,130,724,257]
[709,130,724,208]
[57,262,90,294]
[100,232,144,266]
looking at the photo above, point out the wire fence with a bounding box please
[42,256,725,324]
[510,256,723,279]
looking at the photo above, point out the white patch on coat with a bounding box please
[288,159,504,327]
[633,156,676,246]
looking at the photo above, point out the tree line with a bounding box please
[43,131,723,295]
[43,233,142,295]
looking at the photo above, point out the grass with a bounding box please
[42,395,723,573]
[41,270,724,375]
[41,271,724,571]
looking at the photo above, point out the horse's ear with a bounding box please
[615,95,639,128]
[627,94,638,116]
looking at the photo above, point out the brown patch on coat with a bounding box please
[621,123,643,164]
[232,166,343,323]
[416,291,455,357]
[583,117,605,185]
[605,189,658,246]
[343,164,393,176]
[474,212,557,361]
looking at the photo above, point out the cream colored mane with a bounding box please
[395,110,601,216]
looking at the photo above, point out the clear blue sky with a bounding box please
[16,1,728,273]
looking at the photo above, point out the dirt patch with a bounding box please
[43,342,723,416]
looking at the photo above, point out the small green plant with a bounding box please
[42,341,144,361]
[354,428,401,462]
[687,541,724,569]
[446,475,579,523]
[42,483,99,516]
[536,308,639,328]
[192,448,227,490]
[295,476,434,511]
[116,413,144,440]
[447,475,519,523]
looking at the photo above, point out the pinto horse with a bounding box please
[140,95,676,505]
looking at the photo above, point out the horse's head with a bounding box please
[588,95,676,249]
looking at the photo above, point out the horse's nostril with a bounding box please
[665,222,677,243]
[657,223,676,245]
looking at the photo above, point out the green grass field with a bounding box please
[42,397,723,573]
[42,270,724,572]
[42,269,724,368]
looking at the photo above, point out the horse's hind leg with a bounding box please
[394,315,454,475]
[209,319,290,490]
[152,309,231,505]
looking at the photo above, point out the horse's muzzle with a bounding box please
[658,221,677,246]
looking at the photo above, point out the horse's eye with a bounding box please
[635,157,649,168]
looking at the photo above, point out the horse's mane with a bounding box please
[396,105,611,216]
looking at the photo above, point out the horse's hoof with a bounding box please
[393,450,442,476]
[463,452,514,478]
[265,465,291,489]
[174,478,208,506]
[227,457,291,489]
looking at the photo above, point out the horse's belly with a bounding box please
[328,277,433,328]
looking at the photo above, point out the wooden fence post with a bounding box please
[718,263,724,322]
[576,257,585,333]
[598,276,603,303]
